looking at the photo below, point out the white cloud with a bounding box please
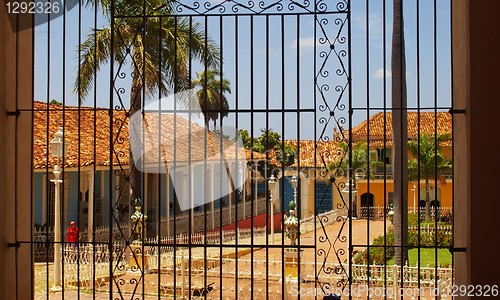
[373,68,412,79]
[374,68,391,79]
[290,37,322,50]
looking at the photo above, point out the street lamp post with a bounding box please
[268,174,277,245]
[342,179,358,218]
[49,127,66,292]
[411,184,416,213]
[284,174,299,246]
[290,174,298,205]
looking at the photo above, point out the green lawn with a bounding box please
[387,248,452,267]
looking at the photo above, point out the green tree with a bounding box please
[258,129,281,151]
[192,70,231,128]
[391,0,409,266]
[329,141,383,186]
[239,129,296,178]
[408,134,452,221]
[75,0,220,216]
[238,129,264,153]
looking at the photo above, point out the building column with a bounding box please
[211,164,215,230]
[0,4,34,298]
[190,165,194,234]
[166,170,170,237]
[228,163,232,225]
[87,171,94,241]
[453,0,500,294]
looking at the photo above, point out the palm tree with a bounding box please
[329,141,382,217]
[75,0,220,218]
[391,0,409,266]
[192,70,231,129]
[408,134,452,221]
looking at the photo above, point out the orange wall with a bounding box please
[355,180,452,208]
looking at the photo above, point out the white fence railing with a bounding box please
[356,206,452,220]
[408,225,453,235]
[60,243,126,287]
[35,226,267,262]
[146,227,267,257]
[350,262,452,288]
[57,246,453,289]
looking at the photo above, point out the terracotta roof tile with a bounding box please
[34,101,246,170]
[346,111,452,147]
[265,140,342,168]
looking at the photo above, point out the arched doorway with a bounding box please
[360,193,375,218]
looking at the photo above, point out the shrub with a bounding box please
[438,210,453,223]
[354,227,452,265]
[353,231,395,265]
[408,212,420,226]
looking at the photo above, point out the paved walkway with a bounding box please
[38,219,388,299]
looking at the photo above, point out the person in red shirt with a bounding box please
[66,221,79,247]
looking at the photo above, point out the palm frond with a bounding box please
[75,28,116,102]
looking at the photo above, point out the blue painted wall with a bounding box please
[66,173,79,225]
[101,170,116,226]
[34,172,44,226]
[315,182,333,213]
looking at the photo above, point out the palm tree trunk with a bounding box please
[392,0,409,267]
[425,179,431,221]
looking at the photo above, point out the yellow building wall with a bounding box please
[353,180,453,209]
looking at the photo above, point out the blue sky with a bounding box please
[33,0,452,140]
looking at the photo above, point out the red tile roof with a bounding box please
[34,103,452,170]
[264,140,342,168]
[33,101,249,170]
[346,111,452,147]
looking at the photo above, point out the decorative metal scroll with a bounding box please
[109,0,351,298]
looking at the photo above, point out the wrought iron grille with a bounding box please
[23,0,454,299]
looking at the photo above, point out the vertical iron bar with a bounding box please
[61,0,67,296]
[398,0,406,294]
[234,16,240,299]
[30,10,35,300]
[203,14,209,300]
[265,13,269,299]
[157,14,163,300]
[172,15,178,300]
[77,0,82,296]
[92,0,98,297]
[108,0,115,296]
[141,2,147,298]
[234,15,239,300]
[312,2,318,296]
[296,13,302,300]
[280,13,285,298]
[416,0,422,295]
[45,6,51,296]
[250,14,254,300]
[433,0,439,297]
[365,0,371,295]
[347,0,354,297]
[382,0,388,297]
[217,16,223,300]
[188,15,194,299]
[450,0,455,292]
[219,14,225,300]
